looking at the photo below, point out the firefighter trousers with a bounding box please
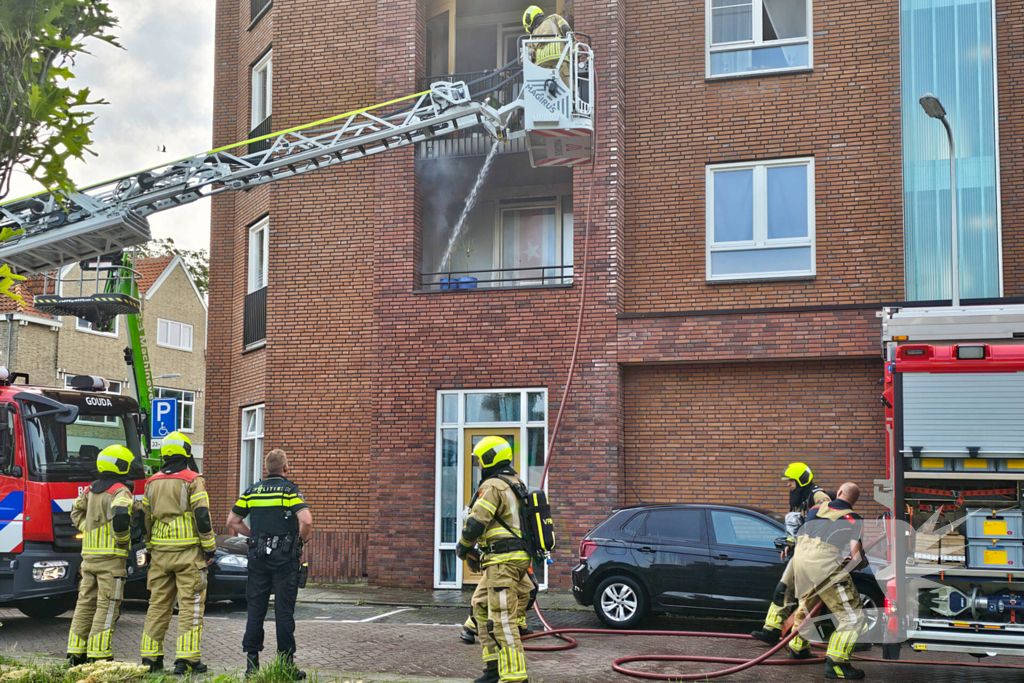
[475,559,531,682]
[465,567,536,634]
[67,560,126,659]
[788,572,865,662]
[141,548,208,662]
[762,562,797,632]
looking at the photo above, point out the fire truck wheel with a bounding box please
[15,593,77,619]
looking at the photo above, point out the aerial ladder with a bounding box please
[0,34,594,462]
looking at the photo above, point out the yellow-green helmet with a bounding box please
[161,431,193,458]
[523,5,544,32]
[96,444,135,476]
[783,462,813,487]
[473,436,513,468]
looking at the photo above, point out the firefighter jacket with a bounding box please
[531,13,572,68]
[140,469,216,554]
[71,481,134,567]
[791,500,863,599]
[460,472,531,567]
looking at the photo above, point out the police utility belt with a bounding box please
[482,538,527,555]
[248,533,299,558]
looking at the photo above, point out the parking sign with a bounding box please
[151,398,177,439]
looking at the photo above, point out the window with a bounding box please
[251,50,272,127]
[642,509,705,543]
[155,388,196,432]
[707,0,811,77]
[76,316,118,338]
[63,378,122,426]
[620,512,647,538]
[248,217,269,293]
[706,158,814,281]
[710,510,780,549]
[0,406,15,475]
[240,405,264,493]
[157,319,193,352]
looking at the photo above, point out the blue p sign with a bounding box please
[151,398,178,439]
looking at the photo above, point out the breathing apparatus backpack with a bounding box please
[496,476,557,558]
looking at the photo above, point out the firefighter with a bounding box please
[522,5,572,89]
[456,436,532,683]
[66,444,136,664]
[461,567,538,644]
[787,483,869,680]
[750,462,831,646]
[138,431,216,674]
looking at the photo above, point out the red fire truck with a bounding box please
[0,370,146,618]
[878,305,1024,659]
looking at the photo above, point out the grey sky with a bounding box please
[8,1,215,252]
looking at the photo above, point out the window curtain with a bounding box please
[902,0,999,301]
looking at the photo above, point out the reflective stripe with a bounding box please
[482,551,531,566]
[67,631,88,654]
[141,633,163,657]
[498,590,516,647]
[476,499,497,514]
[190,492,209,504]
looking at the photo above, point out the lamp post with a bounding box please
[919,93,959,307]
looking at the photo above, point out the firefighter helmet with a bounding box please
[161,431,193,458]
[96,444,134,476]
[523,5,545,32]
[782,462,813,487]
[473,436,513,468]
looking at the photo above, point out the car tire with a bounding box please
[15,593,77,619]
[594,575,646,629]
[858,589,884,643]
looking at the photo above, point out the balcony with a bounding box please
[419,265,573,292]
[416,67,527,160]
[250,0,271,25]
[244,286,267,347]
[248,116,273,155]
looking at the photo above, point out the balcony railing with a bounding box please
[248,116,273,154]
[419,265,573,292]
[244,286,267,347]
[250,0,271,24]
[416,67,526,160]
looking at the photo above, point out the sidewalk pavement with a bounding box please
[295,583,586,611]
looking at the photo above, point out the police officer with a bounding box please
[788,483,869,680]
[66,444,136,664]
[226,448,312,678]
[139,431,216,674]
[457,436,532,683]
[750,462,831,647]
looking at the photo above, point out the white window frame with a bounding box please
[251,49,272,127]
[248,217,269,294]
[76,316,118,338]
[705,0,813,79]
[65,377,122,426]
[240,404,265,494]
[157,318,194,352]
[706,157,815,282]
[155,387,196,433]
[433,388,549,590]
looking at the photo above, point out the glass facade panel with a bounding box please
[441,429,459,544]
[766,165,808,239]
[713,170,754,242]
[710,246,811,276]
[901,0,999,300]
[710,43,809,76]
[466,393,521,422]
[440,550,457,584]
[442,394,458,424]
[528,393,545,422]
[527,427,545,490]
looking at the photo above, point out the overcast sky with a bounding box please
[8,1,215,252]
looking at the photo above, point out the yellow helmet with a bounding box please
[473,436,513,468]
[161,431,193,459]
[96,444,135,476]
[523,5,545,32]
[783,462,813,487]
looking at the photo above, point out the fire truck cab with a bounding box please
[0,369,147,618]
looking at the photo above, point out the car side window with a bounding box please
[0,407,14,475]
[641,509,704,543]
[619,512,647,538]
[710,511,779,549]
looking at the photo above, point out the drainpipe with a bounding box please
[5,313,13,370]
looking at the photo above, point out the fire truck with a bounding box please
[877,304,1024,659]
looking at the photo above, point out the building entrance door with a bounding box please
[462,428,519,585]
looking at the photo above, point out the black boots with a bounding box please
[245,652,260,677]
[142,656,164,673]
[67,654,87,667]
[173,659,208,675]
[473,661,500,683]
[788,647,813,660]
[750,628,781,645]
[824,658,865,680]
[281,654,307,681]
[460,625,477,644]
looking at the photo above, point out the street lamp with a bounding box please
[919,93,959,307]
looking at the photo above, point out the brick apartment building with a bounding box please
[206,0,1023,589]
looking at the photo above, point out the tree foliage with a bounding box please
[0,0,120,201]
[137,238,209,297]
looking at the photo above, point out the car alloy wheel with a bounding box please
[859,592,880,635]
[600,582,639,623]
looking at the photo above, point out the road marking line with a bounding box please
[355,607,414,623]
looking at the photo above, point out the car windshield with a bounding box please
[22,402,144,482]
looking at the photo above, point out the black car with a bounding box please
[124,534,249,604]
[571,503,883,630]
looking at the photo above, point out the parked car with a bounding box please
[125,534,249,604]
[571,503,883,632]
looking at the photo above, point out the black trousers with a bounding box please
[242,553,300,656]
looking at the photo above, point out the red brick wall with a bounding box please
[623,360,886,514]
[622,0,904,314]
[998,0,1024,296]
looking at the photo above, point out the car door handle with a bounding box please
[714,554,734,561]
[639,547,654,553]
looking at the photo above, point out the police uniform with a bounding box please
[232,474,308,667]
[139,432,216,674]
[67,445,135,664]
[788,500,867,680]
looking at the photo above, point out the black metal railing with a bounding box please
[416,66,526,160]
[244,286,267,346]
[250,0,271,23]
[419,265,573,292]
[248,116,273,154]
